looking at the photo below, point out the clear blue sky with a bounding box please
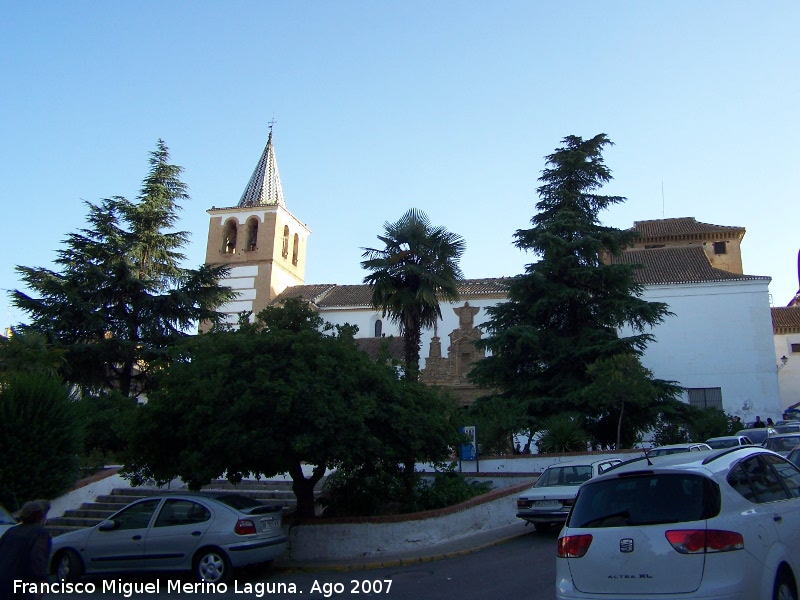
[3,1,798,331]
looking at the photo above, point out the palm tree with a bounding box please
[361,209,465,381]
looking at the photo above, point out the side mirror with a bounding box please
[98,519,117,531]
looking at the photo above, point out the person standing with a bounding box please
[753,416,766,428]
[0,500,52,600]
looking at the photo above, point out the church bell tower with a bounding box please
[204,127,310,326]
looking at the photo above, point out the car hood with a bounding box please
[51,525,94,547]
[518,484,581,500]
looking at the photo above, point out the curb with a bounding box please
[273,526,531,573]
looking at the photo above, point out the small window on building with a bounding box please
[644,244,665,249]
[246,219,258,251]
[374,320,382,337]
[282,226,290,259]
[713,241,727,255]
[222,221,238,254]
[292,233,299,266]
[791,343,800,353]
[687,387,723,410]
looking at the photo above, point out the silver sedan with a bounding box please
[50,493,287,584]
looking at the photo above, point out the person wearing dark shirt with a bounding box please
[753,415,767,428]
[0,500,52,600]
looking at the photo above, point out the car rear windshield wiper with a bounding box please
[579,510,631,528]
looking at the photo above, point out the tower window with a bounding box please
[282,226,290,259]
[246,219,258,251]
[223,221,238,254]
[292,233,299,266]
[713,241,727,255]
[374,320,382,337]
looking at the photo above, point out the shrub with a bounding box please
[537,414,588,453]
[319,462,493,517]
[0,372,82,510]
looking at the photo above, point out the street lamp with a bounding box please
[778,355,789,371]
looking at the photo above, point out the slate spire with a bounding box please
[238,125,286,208]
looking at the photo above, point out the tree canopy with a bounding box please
[11,141,235,398]
[469,134,679,442]
[361,208,465,381]
[122,298,458,518]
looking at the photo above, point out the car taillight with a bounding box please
[234,519,257,535]
[517,499,530,508]
[557,534,593,558]
[665,530,744,554]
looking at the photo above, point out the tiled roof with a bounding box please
[238,129,286,208]
[773,307,800,334]
[355,336,405,361]
[631,217,745,242]
[273,278,512,309]
[611,246,768,285]
[271,284,337,305]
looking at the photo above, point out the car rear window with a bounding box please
[535,465,593,487]
[568,473,720,528]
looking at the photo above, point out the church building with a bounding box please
[205,132,794,420]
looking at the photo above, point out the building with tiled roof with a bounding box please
[204,132,787,416]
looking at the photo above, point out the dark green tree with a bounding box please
[122,298,457,518]
[470,134,675,431]
[583,353,683,449]
[0,372,82,510]
[0,330,65,379]
[11,140,236,399]
[361,209,465,381]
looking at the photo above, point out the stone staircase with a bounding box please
[46,478,315,538]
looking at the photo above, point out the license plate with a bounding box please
[533,500,562,508]
[261,519,278,529]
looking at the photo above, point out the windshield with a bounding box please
[707,439,739,449]
[765,436,800,452]
[535,465,593,487]
[648,447,691,457]
[568,474,720,528]
[0,505,15,525]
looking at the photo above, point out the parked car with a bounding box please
[0,504,17,539]
[50,493,286,584]
[737,427,777,445]
[556,446,800,599]
[705,435,753,449]
[645,442,712,457]
[763,433,800,457]
[776,423,800,434]
[516,458,622,532]
[788,445,800,469]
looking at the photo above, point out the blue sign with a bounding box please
[460,426,477,461]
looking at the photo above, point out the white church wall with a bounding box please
[629,279,782,422]
[775,332,800,412]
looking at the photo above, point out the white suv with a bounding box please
[556,447,800,599]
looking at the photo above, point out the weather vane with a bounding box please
[268,116,277,132]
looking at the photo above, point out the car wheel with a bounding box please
[194,548,231,584]
[533,522,551,533]
[774,570,798,600]
[54,549,84,583]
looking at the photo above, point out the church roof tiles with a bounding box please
[772,307,800,334]
[631,217,745,242]
[611,246,767,285]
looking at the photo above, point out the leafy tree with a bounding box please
[122,298,458,518]
[583,353,683,449]
[0,372,81,510]
[470,134,674,434]
[361,209,465,381]
[0,330,65,379]
[11,141,235,399]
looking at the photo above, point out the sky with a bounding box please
[2,1,799,332]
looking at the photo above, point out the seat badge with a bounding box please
[620,538,634,553]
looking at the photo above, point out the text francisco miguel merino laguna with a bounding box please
[14,579,296,597]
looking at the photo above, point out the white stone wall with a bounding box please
[775,331,800,412]
[318,280,782,421]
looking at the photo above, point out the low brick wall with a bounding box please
[286,480,536,561]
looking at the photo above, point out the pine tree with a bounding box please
[469,134,676,429]
[12,140,236,398]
